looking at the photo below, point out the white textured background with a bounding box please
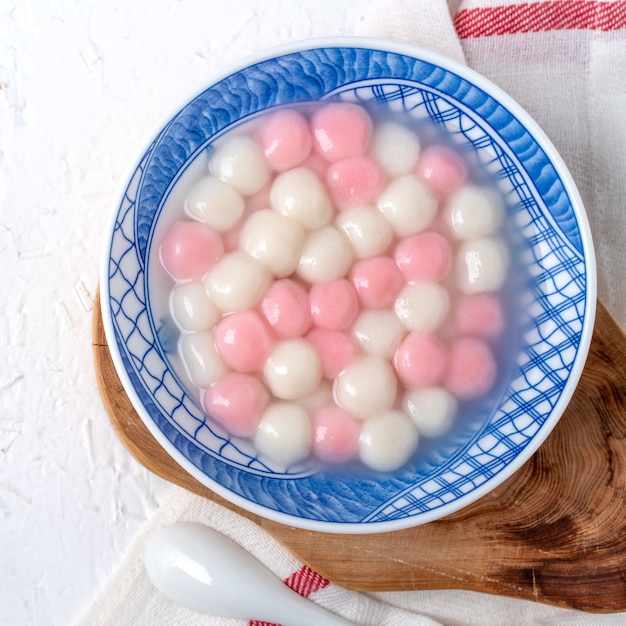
[0,2,371,624]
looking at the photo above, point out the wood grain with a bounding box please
[93,295,626,613]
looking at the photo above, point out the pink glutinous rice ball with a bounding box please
[257,108,313,172]
[159,221,223,281]
[415,145,467,196]
[350,256,404,309]
[309,278,359,331]
[261,278,312,339]
[394,332,448,389]
[203,372,269,437]
[214,310,274,373]
[305,328,360,379]
[311,102,372,162]
[394,231,451,283]
[454,293,505,339]
[312,404,361,464]
[445,337,497,400]
[326,155,385,208]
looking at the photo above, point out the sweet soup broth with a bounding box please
[149,101,525,473]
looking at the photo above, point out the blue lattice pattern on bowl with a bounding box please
[102,40,595,532]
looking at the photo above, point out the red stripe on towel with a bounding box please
[249,565,330,626]
[284,564,330,597]
[455,1,626,37]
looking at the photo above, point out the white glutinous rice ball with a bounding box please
[358,410,419,472]
[263,339,322,400]
[254,402,312,466]
[179,331,227,387]
[370,121,420,176]
[209,135,270,196]
[351,309,406,358]
[297,226,353,284]
[336,205,393,259]
[403,386,458,438]
[394,282,450,332]
[184,175,245,231]
[334,356,397,419]
[446,185,504,240]
[169,281,221,332]
[377,174,437,236]
[270,167,333,230]
[456,237,509,294]
[205,250,271,312]
[239,209,305,278]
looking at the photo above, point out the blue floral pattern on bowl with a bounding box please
[102,40,595,532]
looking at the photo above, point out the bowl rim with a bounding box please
[100,36,597,534]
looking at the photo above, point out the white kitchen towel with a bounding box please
[76,1,626,624]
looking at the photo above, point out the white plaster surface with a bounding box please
[0,2,370,624]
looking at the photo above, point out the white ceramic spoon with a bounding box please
[144,522,355,626]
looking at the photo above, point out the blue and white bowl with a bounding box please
[101,38,596,533]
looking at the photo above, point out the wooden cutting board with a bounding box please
[93,294,626,613]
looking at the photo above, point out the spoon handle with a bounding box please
[145,522,355,625]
